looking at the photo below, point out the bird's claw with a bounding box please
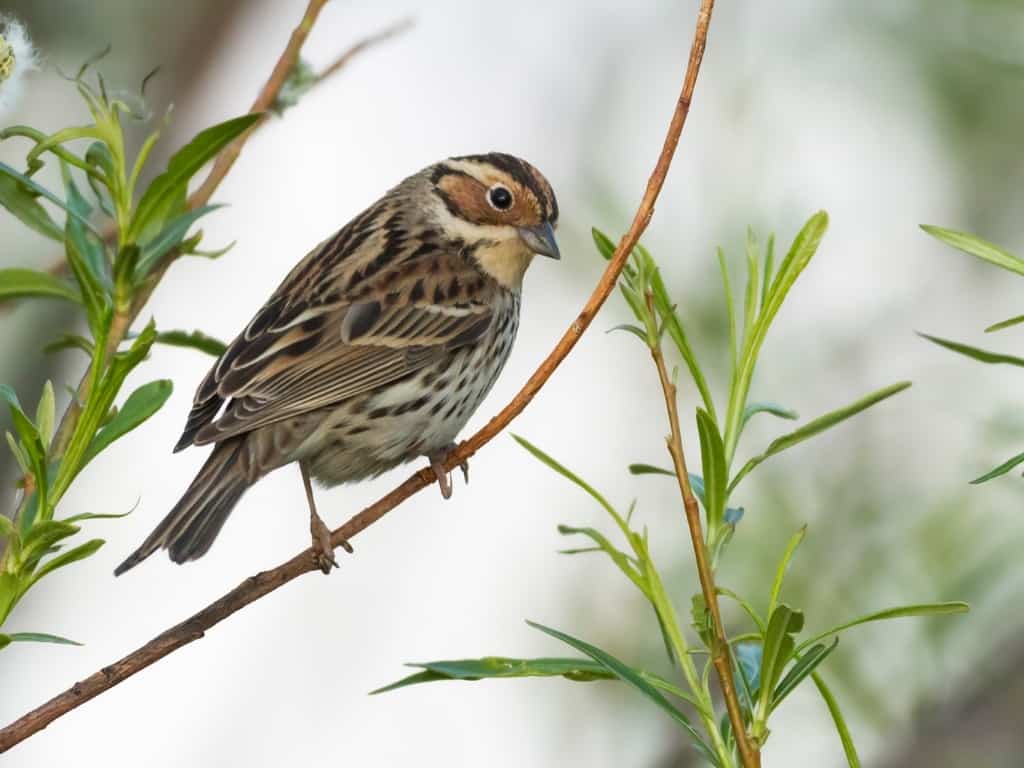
[429,446,469,500]
[310,514,344,574]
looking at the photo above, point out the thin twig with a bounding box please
[649,301,758,768]
[0,0,717,752]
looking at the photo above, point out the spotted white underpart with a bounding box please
[297,291,520,486]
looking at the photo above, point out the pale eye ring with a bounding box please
[487,184,514,211]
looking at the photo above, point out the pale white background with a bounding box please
[0,1,1019,766]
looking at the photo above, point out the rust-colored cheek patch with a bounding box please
[439,175,543,227]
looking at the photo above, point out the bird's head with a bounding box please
[426,152,559,290]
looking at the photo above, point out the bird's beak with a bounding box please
[517,222,560,260]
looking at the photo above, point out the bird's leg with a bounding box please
[427,443,470,500]
[300,460,348,574]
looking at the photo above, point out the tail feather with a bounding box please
[115,439,249,576]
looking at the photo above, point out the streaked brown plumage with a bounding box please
[115,153,559,575]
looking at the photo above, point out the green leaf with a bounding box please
[741,401,799,428]
[512,435,622,525]
[129,113,261,242]
[592,227,616,261]
[695,408,726,529]
[0,175,63,241]
[372,656,614,694]
[921,224,1024,277]
[5,430,29,473]
[7,631,82,646]
[985,314,1024,333]
[812,672,861,767]
[628,463,675,477]
[718,247,738,377]
[771,639,837,709]
[0,268,82,304]
[768,526,806,618]
[43,334,94,356]
[758,604,804,715]
[0,162,104,239]
[527,621,716,763]
[28,539,105,587]
[918,333,1024,368]
[61,510,132,524]
[970,450,1024,484]
[796,601,968,654]
[63,170,109,286]
[135,204,225,278]
[723,212,828,467]
[82,379,172,466]
[154,329,227,357]
[557,524,646,595]
[36,381,55,449]
[760,233,775,311]
[729,381,911,493]
[743,228,760,340]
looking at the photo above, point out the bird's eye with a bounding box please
[487,184,514,211]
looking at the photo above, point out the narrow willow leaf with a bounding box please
[985,314,1024,333]
[760,233,775,310]
[557,524,646,595]
[5,431,29,473]
[741,401,799,429]
[82,380,172,466]
[61,510,132,524]
[592,227,616,261]
[734,641,762,707]
[743,228,760,341]
[371,656,613,694]
[512,435,619,521]
[729,382,911,493]
[918,333,1024,367]
[43,334,94,356]
[813,672,861,767]
[717,586,766,635]
[0,175,63,241]
[718,247,738,376]
[606,323,649,343]
[7,632,82,646]
[0,514,15,539]
[970,450,1024,484]
[758,604,804,717]
[36,381,55,449]
[527,621,717,763]
[724,212,828,466]
[768,526,806,618]
[154,329,227,357]
[0,162,104,239]
[135,204,225,277]
[63,171,109,286]
[628,463,675,477]
[796,601,968,654]
[696,408,726,529]
[129,113,261,242]
[0,268,81,304]
[771,638,838,709]
[921,224,1024,277]
[28,539,105,587]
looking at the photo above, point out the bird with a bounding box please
[114,153,559,576]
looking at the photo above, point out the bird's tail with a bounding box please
[115,439,250,575]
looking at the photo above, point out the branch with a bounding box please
[0,0,716,752]
[649,298,759,768]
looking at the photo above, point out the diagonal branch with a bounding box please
[0,0,716,752]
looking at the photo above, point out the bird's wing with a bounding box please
[176,198,499,449]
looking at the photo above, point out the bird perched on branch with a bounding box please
[115,153,559,576]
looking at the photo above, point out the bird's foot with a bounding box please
[428,444,469,500]
[309,513,347,574]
